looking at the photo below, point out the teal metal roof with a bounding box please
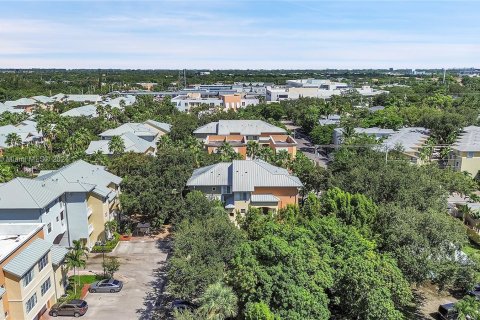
[51,245,69,266]
[3,238,52,278]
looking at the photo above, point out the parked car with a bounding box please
[49,299,88,317]
[438,302,458,320]
[468,284,480,300]
[89,278,123,293]
[168,299,196,315]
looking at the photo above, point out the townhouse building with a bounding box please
[333,127,395,145]
[0,120,43,154]
[450,126,480,177]
[193,120,297,159]
[187,159,303,218]
[381,127,430,164]
[0,223,68,320]
[171,92,259,112]
[86,120,170,155]
[0,160,122,250]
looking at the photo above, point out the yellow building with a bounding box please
[0,224,68,320]
[450,126,480,177]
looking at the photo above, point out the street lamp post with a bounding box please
[101,241,106,278]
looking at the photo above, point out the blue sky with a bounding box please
[0,0,479,69]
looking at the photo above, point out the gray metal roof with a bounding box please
[251,194,279,202]
[194,120,286,136]
[100,120,168,138]
[452,126,480,152]
[381,127,429,153]
[187,160,302,192]
[51,245,69,266]
[86,132,155,155]
[0,160,121,210]
[3,238,52,278]
[0,177,91,209]
[61,105,98,118]
[232,160,302,192]
[187,163,231,186]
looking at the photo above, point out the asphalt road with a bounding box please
[293,131,329,168]
[81,239,170,320]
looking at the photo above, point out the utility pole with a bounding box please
[443,68,446,84]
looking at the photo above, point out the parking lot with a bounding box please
[80,239,170,320]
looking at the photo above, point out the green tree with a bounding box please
[102,257,120,278]
[302,192,322,219]
[320,187,378,232]
[167,214,245,301]
[375,204,474,289]
[198,282,238,320]
[244,301,276,320]
[108,136,125,155]
[246,140,260,159]
[217,142,241,162]
[5,132,22,147]
[65,240,88,295]
[455,296,480,320]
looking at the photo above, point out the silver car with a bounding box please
[89,279,123,293]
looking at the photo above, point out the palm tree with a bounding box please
[458,204,473,223]
[65,240,88,295]
[274,149,291,168]
[5,133,22,147]
[257,146,274,162]
[246,141,259,160]
[198,282,238,320]
[108,136,125,155]
[217,142,239,162]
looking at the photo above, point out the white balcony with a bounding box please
[87,207,93,218]
[88,224,94,235]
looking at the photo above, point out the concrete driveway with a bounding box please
[81,239,170,320]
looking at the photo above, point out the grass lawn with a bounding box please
[64,274,105,300]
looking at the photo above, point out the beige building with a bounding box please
[194,120,297,159]
[187,160,303,219]
[0,223,68,320]
[451,126,480,177]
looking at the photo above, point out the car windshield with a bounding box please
[78,301,87,308]
[113,280,120,285]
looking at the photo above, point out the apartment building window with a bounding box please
[236,192,248,201]
[47,223,52,234]
[23,268,34,287]
[468,152,475,158]
[38,254,48,271]
[25,293,37,313]
[40,277,51,296]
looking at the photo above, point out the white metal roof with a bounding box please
[251,194,279,203]
[194,120,285,136]
[452,126,480,152]
[86,132,155,155]
[381,127,429,153]
[0,223,44,264]
[187,160,302,191]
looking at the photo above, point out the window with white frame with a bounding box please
[25,293,37,313]
[47,223,52,234]
[40,277,51,296]
[22,268,34,287]
[468,151,475,158]
[38,254,48,271]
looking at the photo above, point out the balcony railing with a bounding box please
[87,207,93,218]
